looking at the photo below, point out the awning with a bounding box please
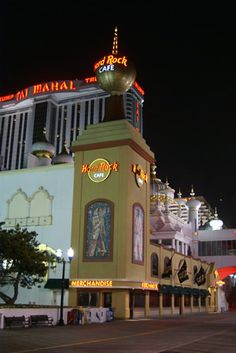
[218,266,236,280]
[199,289,210,297]
[44,278,69,289]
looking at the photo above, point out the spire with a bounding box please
[37,126,48,143]
[190,185,195,197]
[165,177,169,187]
[177,188,182,198]
[150,162,160,200]
[214,207,218,219]
[112,26,118,55]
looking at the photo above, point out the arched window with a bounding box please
[162,256,172,278]
[151,253,158,276]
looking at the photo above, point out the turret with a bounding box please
[175,188,187,218]
[209,207,223,230]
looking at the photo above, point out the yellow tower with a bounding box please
[69,28,155,319]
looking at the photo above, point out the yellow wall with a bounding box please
[70,120,154,284]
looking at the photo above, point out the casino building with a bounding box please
[0,77,144,171]
[0,28,222,320]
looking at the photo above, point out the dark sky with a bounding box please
[1,2,236,227]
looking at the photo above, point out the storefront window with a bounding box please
[78,292,98,307]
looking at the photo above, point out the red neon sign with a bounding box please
[0,78,144,104]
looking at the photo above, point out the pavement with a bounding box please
[1,311,236,353]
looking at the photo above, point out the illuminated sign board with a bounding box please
[132,164,148,188]
[94,55,128,72]
[70,280,113,288]
[0,78,144,104]
[69,279,159,290]
[141,282,158,290]
[82,158,119,183]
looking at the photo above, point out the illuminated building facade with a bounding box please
[0,28,224,321]
[0,78,144,171]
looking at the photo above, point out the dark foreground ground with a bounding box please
[1,312,236,353]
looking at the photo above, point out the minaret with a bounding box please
[175,188,186,218]
[186,185,201,234]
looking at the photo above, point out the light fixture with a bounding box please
[56,247,74,326]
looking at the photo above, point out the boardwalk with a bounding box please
[1,312,236,353]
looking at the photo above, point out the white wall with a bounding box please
[0,164,74,305]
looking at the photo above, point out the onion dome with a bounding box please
[31,128,55,159]
[52,143,73,165]
[209,207,223,230]
[186,185,201,209]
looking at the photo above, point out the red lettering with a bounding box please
[16,89,28,101]
[134,81,144,95]
[51,82,59,91]
[0,94,14,102]
[60,81,68,90]
[42,84,50,93]
[33,84,42,94]
[69,80,76,90]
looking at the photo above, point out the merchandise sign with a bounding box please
[81,158,119,183]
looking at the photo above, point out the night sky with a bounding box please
[1,2,236,227]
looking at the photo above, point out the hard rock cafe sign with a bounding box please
[132,164,148,188]
[82,158,119,183]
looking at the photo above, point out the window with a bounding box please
[151,253,158,277]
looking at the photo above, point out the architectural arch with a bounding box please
[151,253,158,277]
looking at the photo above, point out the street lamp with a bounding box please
[56,247,74,326]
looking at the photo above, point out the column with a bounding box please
[185,244,188,256]
[159,293,163,316]
[144,291,150,318]
[190,295,193,313]
[198,295,201,312]
[98,291,103,307]
[179,294,184,315]
[171,294,175,315]
[172,239,175,250]
[112,291,130,319]
[176,240,180,253]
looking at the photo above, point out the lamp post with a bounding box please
[56,247,74,326]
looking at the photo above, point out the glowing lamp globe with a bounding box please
[94,54,136,95]
[209,218,223,230]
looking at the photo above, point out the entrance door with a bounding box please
[103,292,112,307]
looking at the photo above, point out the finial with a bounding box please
[190,185,195,197]
[41,127,48,142]
[112,26,118,55]
[177,188,182,198]
[214,207,218,219]
[165,177,169,186]
[150,162,157,178]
